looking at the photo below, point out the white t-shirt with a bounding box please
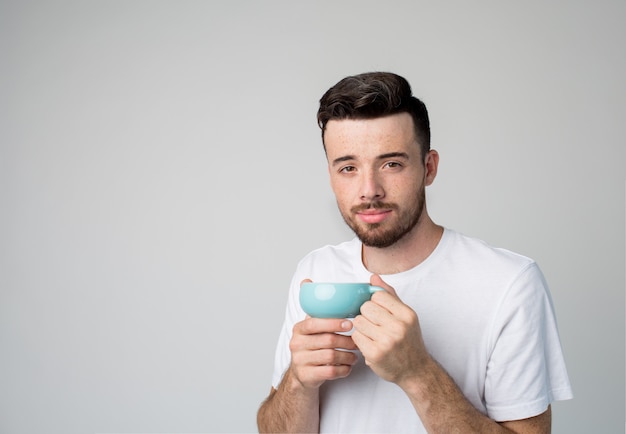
[271,229,573,433]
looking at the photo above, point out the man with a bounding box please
[257,72,572,433]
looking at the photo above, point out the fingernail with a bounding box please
[341,321,353,330]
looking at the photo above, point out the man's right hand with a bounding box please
[288,316,359,389]
[257,285,359,433]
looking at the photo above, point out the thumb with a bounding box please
[300,278,312,287]
[370,274,399,298]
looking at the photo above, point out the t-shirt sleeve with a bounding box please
[270,271,306,389]
[485,263,573,421]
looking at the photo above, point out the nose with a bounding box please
[359,170,384,201]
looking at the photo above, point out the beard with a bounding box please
[339,187,426,248]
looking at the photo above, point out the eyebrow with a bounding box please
[331,155,357,166]
[331,152,410,167]
[378,152,410,160]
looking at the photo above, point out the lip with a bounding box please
[356,209,392,224]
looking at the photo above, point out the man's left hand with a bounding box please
[352,274,430,386]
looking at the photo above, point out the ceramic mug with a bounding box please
[299,282,385,318]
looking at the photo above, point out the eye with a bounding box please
[339,165,357,173]
[383,161,403,169]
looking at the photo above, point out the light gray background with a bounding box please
[1,1,624,433]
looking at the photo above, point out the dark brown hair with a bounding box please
[317,72,430,159]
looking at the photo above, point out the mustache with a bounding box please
[351,201,398,213]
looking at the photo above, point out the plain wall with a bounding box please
[1,1,624,433]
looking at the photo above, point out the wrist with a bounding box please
[283,366,321,399]
[397,354,440,399]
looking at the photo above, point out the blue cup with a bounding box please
[299,282,385,318]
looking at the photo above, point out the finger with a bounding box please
[370,274,398,298]
[358,299,394,327]
[367,275,409,317]
[289,351,356,388]
[295,333,358,352]
[309,348,359,367]
[351,316,377,343]
[350,327,373,352]
[291,320,358,354]
[300,278,313,287]
[295,317,354,336]
[298,362,354,385]
[292,343,358,364]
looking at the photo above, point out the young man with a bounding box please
[257,72,572,433]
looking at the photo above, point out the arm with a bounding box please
[257,317,357,433]
[399,355,551,433]
[351,274,551,434]
[257,369,320,434]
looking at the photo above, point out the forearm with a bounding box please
[400,357,540,434]
[257,367,320,433]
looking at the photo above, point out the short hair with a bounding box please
[317,72,430,159]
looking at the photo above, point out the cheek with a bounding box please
[330,177,352,199]
[330,183,358,214]
[398,172,424,192]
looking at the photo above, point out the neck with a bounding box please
[361,215,443,275]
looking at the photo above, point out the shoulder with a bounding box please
[436,229,547,300]
[445,229,536,273]
[449,231,554,314]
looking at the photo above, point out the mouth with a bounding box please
[356,209,392,224]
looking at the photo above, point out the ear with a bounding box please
[424,150,439,186]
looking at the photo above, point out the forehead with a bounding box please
[323,113,417,159]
